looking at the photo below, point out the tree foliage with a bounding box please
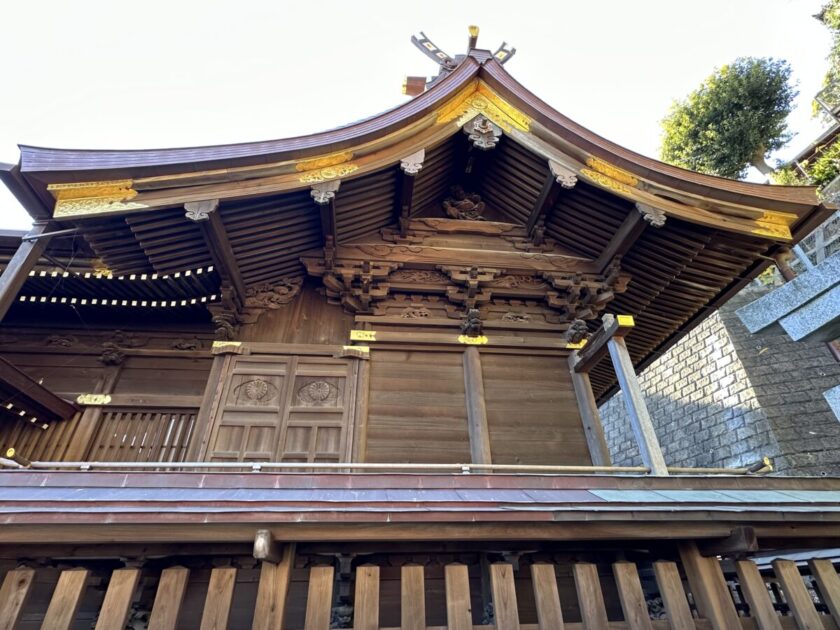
[815,0,840,119]
[660,57,797,179]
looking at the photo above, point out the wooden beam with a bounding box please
[0,222,51,322]
[149,567,189,630]
[0,355,78,422]
[401,565,426,630]
[594,207,647,273]
[678,543,741,630]
[42,569,90,630]
[608,334,668,476]
[94,568,141,630]
[571,313,636,374]
[772,559,825,629]
[0,568,35,629]
[397,150,424,237]
[463,347,492,465]
[311,182,339,245]
[253,543,296,630]
[734,560,783,630]
[526,172,563,238]
[568,365,612,466]
[651,562,694,630]
[184,199,246,307]
[698,526,758,557]
[199,567,237,630]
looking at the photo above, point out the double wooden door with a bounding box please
[201,347,359,464]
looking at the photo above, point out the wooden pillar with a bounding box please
[678,543,740,630]
[568,366,611,466]
[63,365,122,461]
[0,223,52,323]
[607,336,668,476]
[463,347,492,465]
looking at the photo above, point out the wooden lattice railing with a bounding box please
[1,546,839,629]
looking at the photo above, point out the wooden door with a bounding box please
[203,350,358,463]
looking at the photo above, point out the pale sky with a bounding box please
[0,0,833,230]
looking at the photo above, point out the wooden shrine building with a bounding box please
[0,27,839,629]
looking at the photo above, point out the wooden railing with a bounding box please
[2,546,838,628]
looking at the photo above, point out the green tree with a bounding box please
[660,57,797,179]
[814,0,840,119]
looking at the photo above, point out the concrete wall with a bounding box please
[600,283,840,475]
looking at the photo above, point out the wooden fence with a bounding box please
[1,544,839,629]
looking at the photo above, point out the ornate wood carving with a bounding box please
[442,186,486,220]
[244,279,303,310]
[549,160,578,189]
[637,202,667,227]
[184,199,218,222]
[311,181,341,205]
[400,149,425,175]
[463,115,502,150]
[564,319,589,344]
[303,258,401,313]
[296,379,340,407]
[460,308,483,336]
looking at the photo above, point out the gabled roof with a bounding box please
[7,50,829,242]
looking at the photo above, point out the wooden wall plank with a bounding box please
[651,561,694,630]
[772,560,824,630]
[490,563,520,630]
[678,543,740,630]
[94,568,141,630]
[734,560,782,630]
[808,559,840,624]
[200,567,237,630]
[572,563,609,629]
[401,565,426,630]
[613,562,653,630]
[149,566,190,630]
[531,563,564,630]
[354,565,380,630]
[41,569,90,630]
[444,564,473,630]
[0,568,35,630]
[253,543,295,630]
[304,565,335,630]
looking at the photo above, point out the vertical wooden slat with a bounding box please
[531,563,564,630]
[678,543,741,630]
[253,543,296,630]
[149,566,190,630]
[573,563,609,629]
[734,560,782,630]
[200,567,238,630]
[773,559,824,630]
[354,565,380,630]
[490,563,520,630]
[651,561,694,630]
[41,569,90,630]
[809,559,840,624]
[94,568,141,630]
[401,565,426,630]
[0,568,35,630]
[613,562,653,630]
[568,367,612,466]
[304,565,335,630]
[445,564,473,630]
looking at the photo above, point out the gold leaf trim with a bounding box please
[436,80,531,133]
[299,163,359,183]
[579,168,634,195]
[48,180,147,218]
[585,157,639,187]
[458,334,488,345]
[212,341,242,349]
[76,393,111,405]
[295,152,354,173]
[350,330,376,342]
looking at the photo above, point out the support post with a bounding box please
[606,326,668,475]
[0,222,52,322]
[463,347,492,465]
[568,364,612,466]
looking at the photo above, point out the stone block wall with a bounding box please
[600,283,840,475]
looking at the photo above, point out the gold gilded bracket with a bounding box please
[49,180,148,219]
[458,335,488,345]
[76,394,112,406]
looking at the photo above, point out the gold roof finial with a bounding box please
[468,25,480,49]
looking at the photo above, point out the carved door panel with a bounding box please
[203,351,357,463]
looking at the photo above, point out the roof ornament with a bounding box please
[404,26,516,96]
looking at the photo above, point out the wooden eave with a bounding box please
[0,357,77,424]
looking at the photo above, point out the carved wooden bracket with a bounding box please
[463,115,502,150]
[311,181,341,205]
[303,257,401,313]
[637,202,666,227]
[549,160,578,189]
[400,149,425,175]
